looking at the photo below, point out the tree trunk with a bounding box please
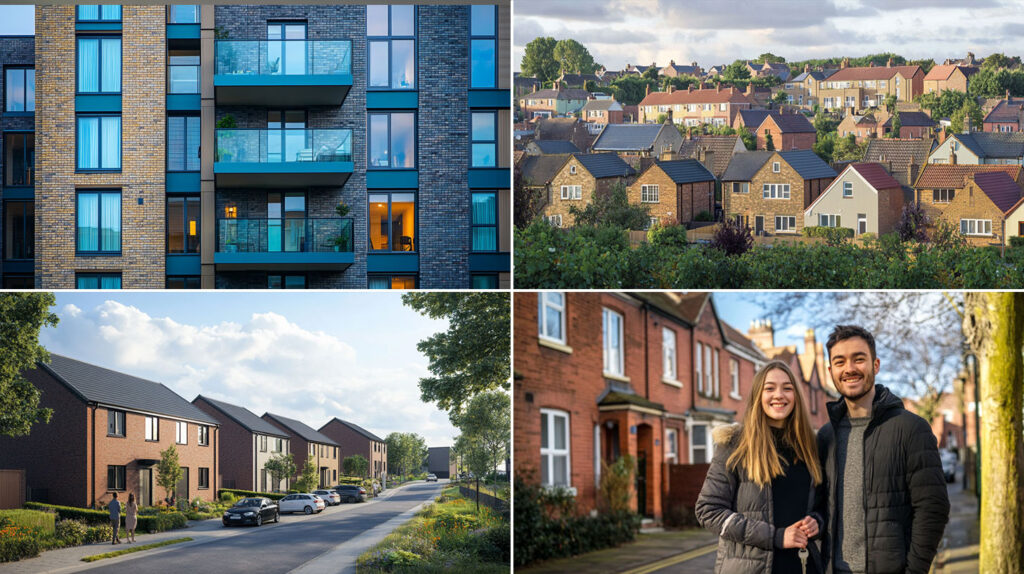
[964,292,1024,573]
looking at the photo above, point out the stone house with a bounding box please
[911,163,1023,222]
[863,138,935,186]
[542,153,636,227]
[817,59,924,113]
[922,64,977,95]
[933,171,1023,246]
[804,162,906,236]
[637,84,754,126]
[627,159,716,226]
[983,95,1024,133]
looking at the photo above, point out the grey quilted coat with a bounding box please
[695,423,826,574]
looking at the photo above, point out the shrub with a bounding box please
[0,510,55,534]
[1010,236,1024,248]
[217,488,287,501]
[135,512,187,533]
[175,499,190,513]
[23,502,112,526]
[55,519,88,546]
[85,523,113,544]
[219,492,237,505]
[646,223,687,249]
[710,218,754,256]
[802,226,855,242]
[694,210,714,222]
[0,524,41,563]
[598,455,635,513]
[897,202,929,242]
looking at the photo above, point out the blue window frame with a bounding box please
[168,51,200,94]
[168,5,200,24]
[76,190,121,253]
[167,196,200,254]
[167,115,200,171]
[368,192,416,252]
[4,68,35,112]
[4,132,34,187]
[166,276,201,289]
[3,200,34,260]
[471,112,497,167]
[268,274,307,289]
[471,191,497,252]
[470,5,497,89]
[77,273,122,289]
[77,36,121,93]
[77,5,121,22]
[367,5,415,90]
[368,112,415,168]
[77,115,121,170]
[471,274,498,289]
[368,274,417,289]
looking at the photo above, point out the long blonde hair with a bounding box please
[726,360,822,486]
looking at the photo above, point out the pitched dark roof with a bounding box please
[320,417,385,443]
[519,154,571,186]
[884,111,936,128]
[531,140,580,154]
[722,151,774,180]
[654,159,715,184]
[39,354,219,425]
[194,396,289,438]
[592,124,665,152]
[984,99,1024,124]
[953,132,1024,159]
[778,150,838,180]
[737,109,773,128]
[263,412,339,446]
[522,88,591,101]
[582,99,623,112]
[572,153,636,179]
[721,321,764,358]
[972,171,1023,213]
[767,112,816,133]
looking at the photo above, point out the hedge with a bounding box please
[22,503,187,534]
[802,225,855,239]
[217,488,287,501]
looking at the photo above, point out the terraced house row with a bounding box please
[0,3,511,289]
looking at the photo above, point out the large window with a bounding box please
[470,5,497,89]
[538,292,565,344]
[145,416,159,441]
[368,112,415,168]
[4,68,34,112]
[663,327,677,381]
[77,115,121,170]
[77,273,121,289]
[540,409,570,488]
[167,196,200,254]
[107,465,126,491]
[198,425,209,446]
[762,183,791,199]
[268,275,306,289]
[367,5,415,89]
[471,192,497,251]
[960,219,992,236]
[368,192,416,251]
[775,216,796,233]
[642,185,660,203]
[176,421,188,444]
[3,201,34,260]
[665,428,678,463]
[77,190,120,253]
[78,5,121,21]
[368,274,417,289]
[695,342,704,394]
[168,51,200,94]
[77,37,121,94]
[198,467,210,489]
[471,112,497,167]
[168,5,200,24]
[4,133,34,186]
[471,274,498,289]
[730,359,740,399]
[603,308,624,376]
[107,410,125,437]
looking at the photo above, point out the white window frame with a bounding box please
[665,428,678,464]
[819,213,841,227]
[843,181,853,197]
[538,292,566,344]
[603,308,624,377]
[730,358,741,400]
[712,348,720,398]
[762,183,791,199]
[560,185,581,200]
[772,161,780,173]
[569,164,577,175]
[775,215,797,232]
[547,214,563,227]
[695,341,703,394]
[145,416,159,441]
[704,344,713,396]
[198,425,209,446]
[960,219,993,236]
[540,408,571,489]
[176,421,188,445]
[733,182,749,194]
[641,184,659,203]
[662,327,677,382]
[689,423,712,463]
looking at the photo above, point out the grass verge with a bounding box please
[80,537,193,563]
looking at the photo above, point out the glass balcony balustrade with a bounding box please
[215,40,352,77]
[217,218,354,254]
[215,129,352,164]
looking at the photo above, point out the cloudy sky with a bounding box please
[38,293,461,448]
[515,0,1024,72]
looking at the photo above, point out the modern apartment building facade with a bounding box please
[0,3,510,289]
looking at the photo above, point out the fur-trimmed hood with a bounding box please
[711,422,741,446]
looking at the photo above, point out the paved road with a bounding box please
[77,481,444,574]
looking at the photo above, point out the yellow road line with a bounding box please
[620,543,718,574]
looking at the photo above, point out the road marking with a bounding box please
[620,543,717,574]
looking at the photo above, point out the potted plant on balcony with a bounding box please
[331,202,351,252]
[216,115,237,162]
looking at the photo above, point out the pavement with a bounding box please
[932,468,980,574]
[0,481,440,574]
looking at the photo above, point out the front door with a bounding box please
[175,467,189,502]
[636,451,647,516]
[858,214,867,235]
[139,468,152,507]
[755,216,764,236]
[267,22,307,75]
[267,110,307,163]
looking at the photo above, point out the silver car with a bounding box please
[313,489,341,505]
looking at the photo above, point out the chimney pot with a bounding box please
[688,84,693,93]
[887,57,893,68]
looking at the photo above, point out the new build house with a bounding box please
[263,412,340,489]
[318,418,388,481]
[192,395,291,492]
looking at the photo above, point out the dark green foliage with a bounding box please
[22,503,187,533]
[514,221,633,288]
[897,202,929,242]
[647,223,688,249]
[802,226,855,244]
[520,37,559,82]
[889,109,901,136]
[608,75,656,106]
[217,488,287,501]
[711,218,754,256]
[568,183,651,230]
[0,293,58,437]
[694,210,714,222]
[916,89,972,120]
[1009,236,1024,248]
[552,39,596,75]
[949,99,984,133]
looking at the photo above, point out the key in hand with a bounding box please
[798,547,809,574]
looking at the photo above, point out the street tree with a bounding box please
[520,37,559,83]
[402,293,510,418]
[552,39,595,75]
[342,454,369,478]
[0,293,58,437]
[264,452,296,491]
[765,132,775,151]
[156,444,184,503]
[454,390,511,482]
[454,433,491,511]
[385,432,429,480]
[963,293,1024,573]
[295,455,319,492]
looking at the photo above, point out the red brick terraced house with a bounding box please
[262,413,340,489]
[753,111,817,151]
[983,96,1024,133]
[192,396,291,492]
[318,418,388,481]
[0,355,220,508]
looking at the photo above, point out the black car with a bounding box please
[222,497,279,527]
[332,484,367,503]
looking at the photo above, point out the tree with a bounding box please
[982,52,1018,70]
[888,109,901,137]
[764,132,776,151]
[950,100,983,134]
[739,127,756,150]
[711,218,754,255]
[963,293,1024,573]
[157,444,184,503]
[609,75,656,106]
[568,182,651,230]
[402,292,510,417]
[295,455,319,492]
[832,133,867,162]
[342,454,369,478]
[757,52,786,64]
[884,94,897,113]
[515,164,545,229]
[385,432,429,480]
[264,453,296,492]
[0,293,58,437]
[520,37,559,83]
[772,91,789,105]
[454,390,511,484]
[896,202,929,242]
[552,39,595,75]
[454,433,491,511]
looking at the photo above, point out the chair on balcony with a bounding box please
[296,149,314,162]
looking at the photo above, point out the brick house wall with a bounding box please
[261,417,339,488]
[984,121,1019,133]
[0,36,35,286]
[192,399,254,491]
[543,157,631,227]
[627,166,677,224]
[757,116,816,151]
[924,69,969,95]
[727,154,833,235]
[318,419,387,480]
[935,179,1008,246]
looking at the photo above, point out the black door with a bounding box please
[755,216,764,236]
[636,452,647,516]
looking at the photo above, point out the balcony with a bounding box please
[214,129,353,188]
[214,40,352,106]
[214,218,354,271]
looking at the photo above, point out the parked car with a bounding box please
[940,449,958,483]
[425,474,438,482]
[333,484,367,503]
[222,497,279,527]
[313,489,341,506]
[278,493,326,514]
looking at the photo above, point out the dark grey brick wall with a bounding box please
[0,36,36,284]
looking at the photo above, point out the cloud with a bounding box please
[42,301,457,448]
[514,0,622,22]
[655,0,841,29]
[856,0,999,8]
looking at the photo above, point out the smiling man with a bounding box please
[817,325,949,574]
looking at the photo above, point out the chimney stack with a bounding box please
[886,57,893,68]
[688,84,694,93]
[748,319,776,351]
[669,85,675,94]
[717,83,722,92]
[841,57,849,69]
[868,61,875,67]
[804,63,811,73]
[645,84,650,97]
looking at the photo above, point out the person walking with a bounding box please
[125,493,138,543]
[819,325,949,574]
[696,360,826,574]
[108,493,122,545]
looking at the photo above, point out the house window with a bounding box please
[641,185,659,203]
[275,438,283,452]
[4,68,34,112]
[690,424,709,463]
[166,196,200,254]
[367,274,417,289]
[703,344,713,396]
[546,214,562,227]
[107,465,126,491]
[472,192,498,252]
[712,347,719,397]
[145,416,159,441]
[368,192,416,252]
[732,182,749,194]
[198,425,209,446]
[775,216,797,232]
[843,181,853,197]
[368,112,415,168]
[772,162,780,173]
[819,214,841,227]
[198,467,210,489]
[540,409,570,487]
[695,341,703,394]
[3,201,34,261]
[168,51,200,94]
[77,37,121,94]
[730,359,740,398]
[665,428,678,463]
[663,327,677,381]
[76,115,121,170]
[4,133,35,187]
[538,292,566,343]
[470,5,497,89]
[176,421,188,444]
[569,165,576,174]
[76,273,121,289]
[367,5,416,89]
[76,190,120,253]
[960,219,992,236]
[762,183,791,199]
[168,5,200,24]
[560,185,582,200]
[78,5,121,21]
[107,410,125,437]
[260,435,268,452]
[603,308,624,376]
[933,189,955,203]
[268,275,307,289]
[471,112,497,167]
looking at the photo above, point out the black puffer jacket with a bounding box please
[695,424,826,574]
[817,385,950,574]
